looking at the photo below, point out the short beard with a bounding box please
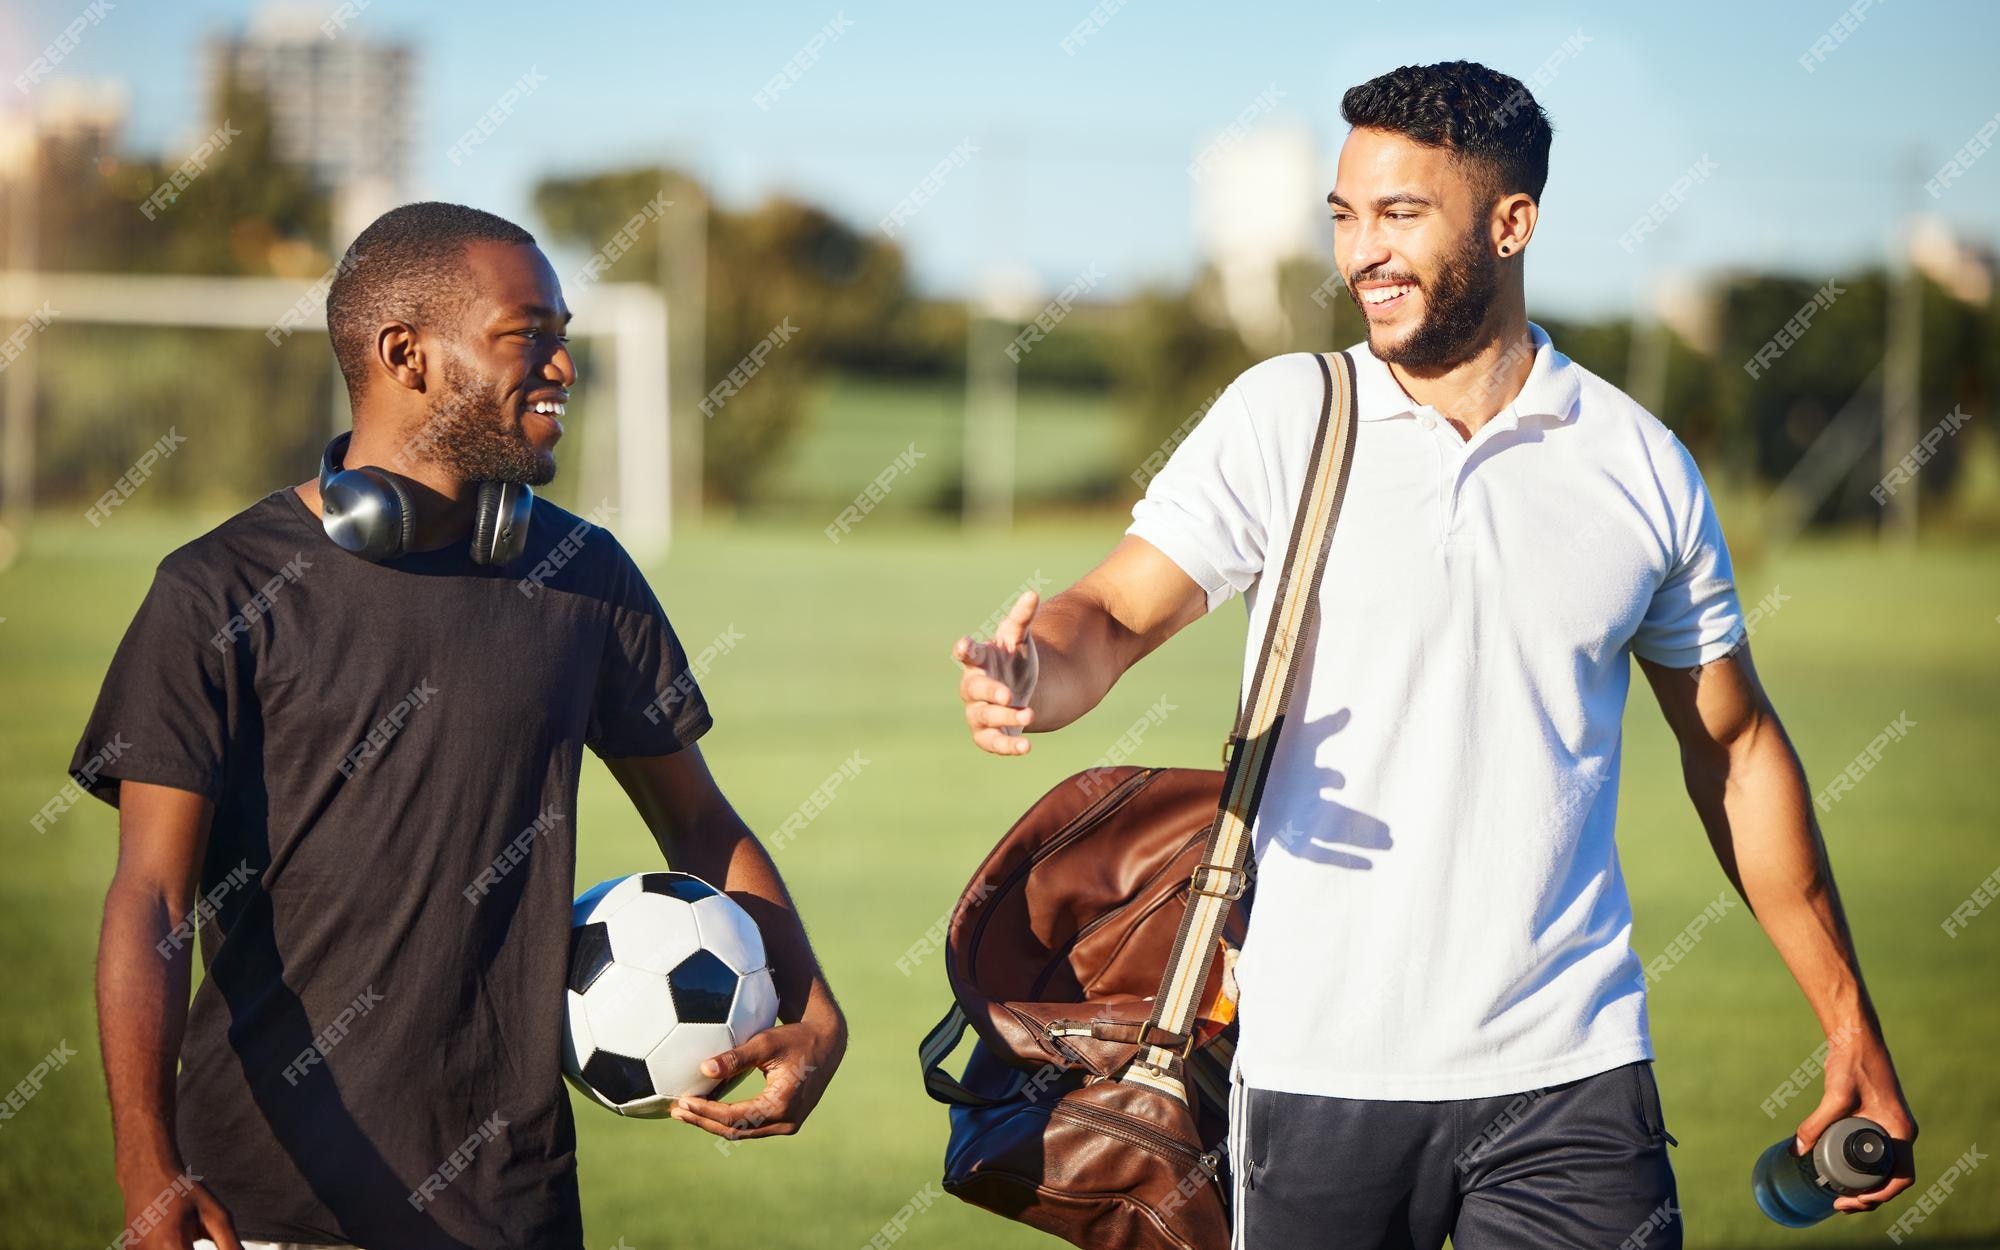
[1350,226,1499,371]
[414,353,556,486]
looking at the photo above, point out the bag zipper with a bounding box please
[967,769,1158,957]
[1050,1098,1213,1175]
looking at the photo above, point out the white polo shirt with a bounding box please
[1127,321,1745,1100]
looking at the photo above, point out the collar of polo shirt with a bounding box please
[1350,320,1584,434]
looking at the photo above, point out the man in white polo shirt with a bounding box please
[952,60,1915,1248]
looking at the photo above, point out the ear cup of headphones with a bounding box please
[319,434,415,562]
[471,480,534,566]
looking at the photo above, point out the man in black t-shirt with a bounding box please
[74,203,846,1250]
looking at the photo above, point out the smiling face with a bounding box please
[417,240,576,486]
[1330,126,1505,371]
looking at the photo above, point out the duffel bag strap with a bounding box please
[920,1003,1003,1107]
[1127,350,1359,1101]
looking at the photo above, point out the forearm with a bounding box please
[1024,585,1154,733]
[1684,717,1881,1040]
[663,812,841,1032]
[97,879,194,1187]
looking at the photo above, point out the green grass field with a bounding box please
[2,511,1996,1249]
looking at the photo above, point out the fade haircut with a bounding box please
[325,201,537,398]
[1340,61,1553,209]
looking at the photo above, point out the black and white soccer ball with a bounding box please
[564,871,780,1117]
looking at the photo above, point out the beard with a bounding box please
[415,353,557,486]
[1349,225,1500,371]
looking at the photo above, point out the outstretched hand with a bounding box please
[953,590,1040,756]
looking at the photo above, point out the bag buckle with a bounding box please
[1188,864,1248,902]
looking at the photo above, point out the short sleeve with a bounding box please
[1125,381,1274,613]
[1631,434,1747,668]
[587,536,714,757]
[68,567,234,807]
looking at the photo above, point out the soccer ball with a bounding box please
[564,871,780,1117]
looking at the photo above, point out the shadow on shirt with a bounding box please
[1251,707,1394,871]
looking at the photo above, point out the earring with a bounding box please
[1499,245,1511,255]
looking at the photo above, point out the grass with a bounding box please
[1,510,1996,1248]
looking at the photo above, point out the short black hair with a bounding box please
[325,201,537,398]
[1340,61,1553,207]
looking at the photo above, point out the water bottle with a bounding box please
[1751,1116,1894,1227]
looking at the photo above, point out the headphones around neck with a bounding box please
[317,432,533,566]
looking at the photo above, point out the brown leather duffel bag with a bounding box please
[920,351,1359,1250]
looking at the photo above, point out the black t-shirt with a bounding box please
[70,487,711,1249]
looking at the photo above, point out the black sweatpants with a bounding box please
[1229,1060,1682,1250]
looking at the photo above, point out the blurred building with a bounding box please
[203,3,414,243]
[28,80,128,171]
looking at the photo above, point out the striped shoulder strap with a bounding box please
[1125,351,1359,1102]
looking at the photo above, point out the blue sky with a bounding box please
[8,0,1999,318]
